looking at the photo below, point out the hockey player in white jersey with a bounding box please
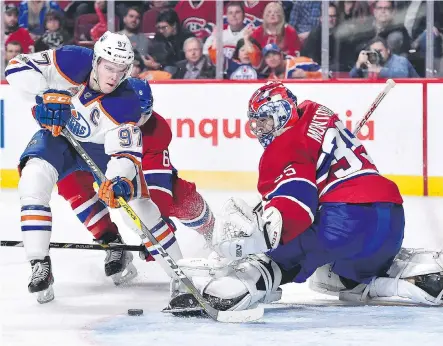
[5,32,183,304]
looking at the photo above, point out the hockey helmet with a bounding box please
[247,81,299,148]
[92,31,134,93]
[128,78,154,126]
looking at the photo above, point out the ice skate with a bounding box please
[103,234,138,285]
[28,256,54,304]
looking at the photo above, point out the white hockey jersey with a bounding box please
[203,26,247,59]
[5,45,142,181]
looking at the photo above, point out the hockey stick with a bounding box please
[253,78,397,215]
[353,78,396,135]
[0,240,144,251]
[61,128,263,323]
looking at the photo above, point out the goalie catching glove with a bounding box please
[212,198,283,260]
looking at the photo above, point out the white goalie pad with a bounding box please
[177,252,236,279]
[176,254,283,311]
[387,248,443,279]
[212,197,282,259]
[339,248,443,306]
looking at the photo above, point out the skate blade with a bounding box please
[112,263,138,286]
[36,286,54,304]
[162,306,205,315]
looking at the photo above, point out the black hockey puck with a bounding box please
[128,309,143,316]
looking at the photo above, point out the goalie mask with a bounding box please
[247,81,299,148]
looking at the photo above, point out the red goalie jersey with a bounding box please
[257,100,403,244]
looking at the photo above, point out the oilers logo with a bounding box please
[230,65,257,80]
[67,109,91,138]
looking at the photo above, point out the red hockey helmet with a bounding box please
[247,81,299,147]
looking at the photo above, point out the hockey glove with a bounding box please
[212,198,282,260]
[98,177,134,208]
[33,89,72,137]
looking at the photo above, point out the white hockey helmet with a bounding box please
[92,31,134,92]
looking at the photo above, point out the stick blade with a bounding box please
[216,306,264,323]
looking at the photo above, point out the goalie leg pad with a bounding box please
[177,254,283,311]
[340,248,443,305]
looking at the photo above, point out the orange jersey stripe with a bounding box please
[145,228,172,247]
[21,215,52,222]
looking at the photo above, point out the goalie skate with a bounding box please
[28,256,54,304]
[162,293,206,317]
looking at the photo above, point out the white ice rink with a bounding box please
[1,190,443,346]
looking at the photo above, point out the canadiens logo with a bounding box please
[183,17,213,34]
[67,109,91,138]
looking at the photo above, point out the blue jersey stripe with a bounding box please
[117,151,142,158]
[149,237,176,255]
[77,200,106,223]
[267,179,318,216]
[181,204,210,228]
[21,205,51,212]
[5,66,33,77]
[144,172,173,192]
[25,60,42,74]
[21,225,51,231]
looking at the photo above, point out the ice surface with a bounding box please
[1,190,443,346]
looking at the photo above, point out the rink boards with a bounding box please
[0,80,441,195]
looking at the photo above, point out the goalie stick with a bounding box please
[0,240,144,251]
[61,128,263,323]
[253,78,396,215]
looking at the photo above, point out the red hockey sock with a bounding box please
[57,171,118,240]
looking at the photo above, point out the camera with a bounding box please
[364,49,383,65]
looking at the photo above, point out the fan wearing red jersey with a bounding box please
[169,82,440,313]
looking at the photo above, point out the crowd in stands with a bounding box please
[4,0,443,80]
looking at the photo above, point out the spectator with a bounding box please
[90,0,107,42]
[262,43,321,79]
[34,10,71,51]
[5,4,34,53]
[149,9,194,72]
[142,1,172,34]
[175,0,216,40]
[119,6,151,57]
[288,1,321,42]
[3,41,23,79]
[173,37,215,79]
[337,1,370,24]
[18,0,63,38]
[251,2,301,57]
[203,1,247,59]
[208,25,262,80]
[240,0,269,28]
[352,1,411,56]
[131,49,146,78]
[400,1,443,41]
[350,36,419,78]
[302,3,342,72]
